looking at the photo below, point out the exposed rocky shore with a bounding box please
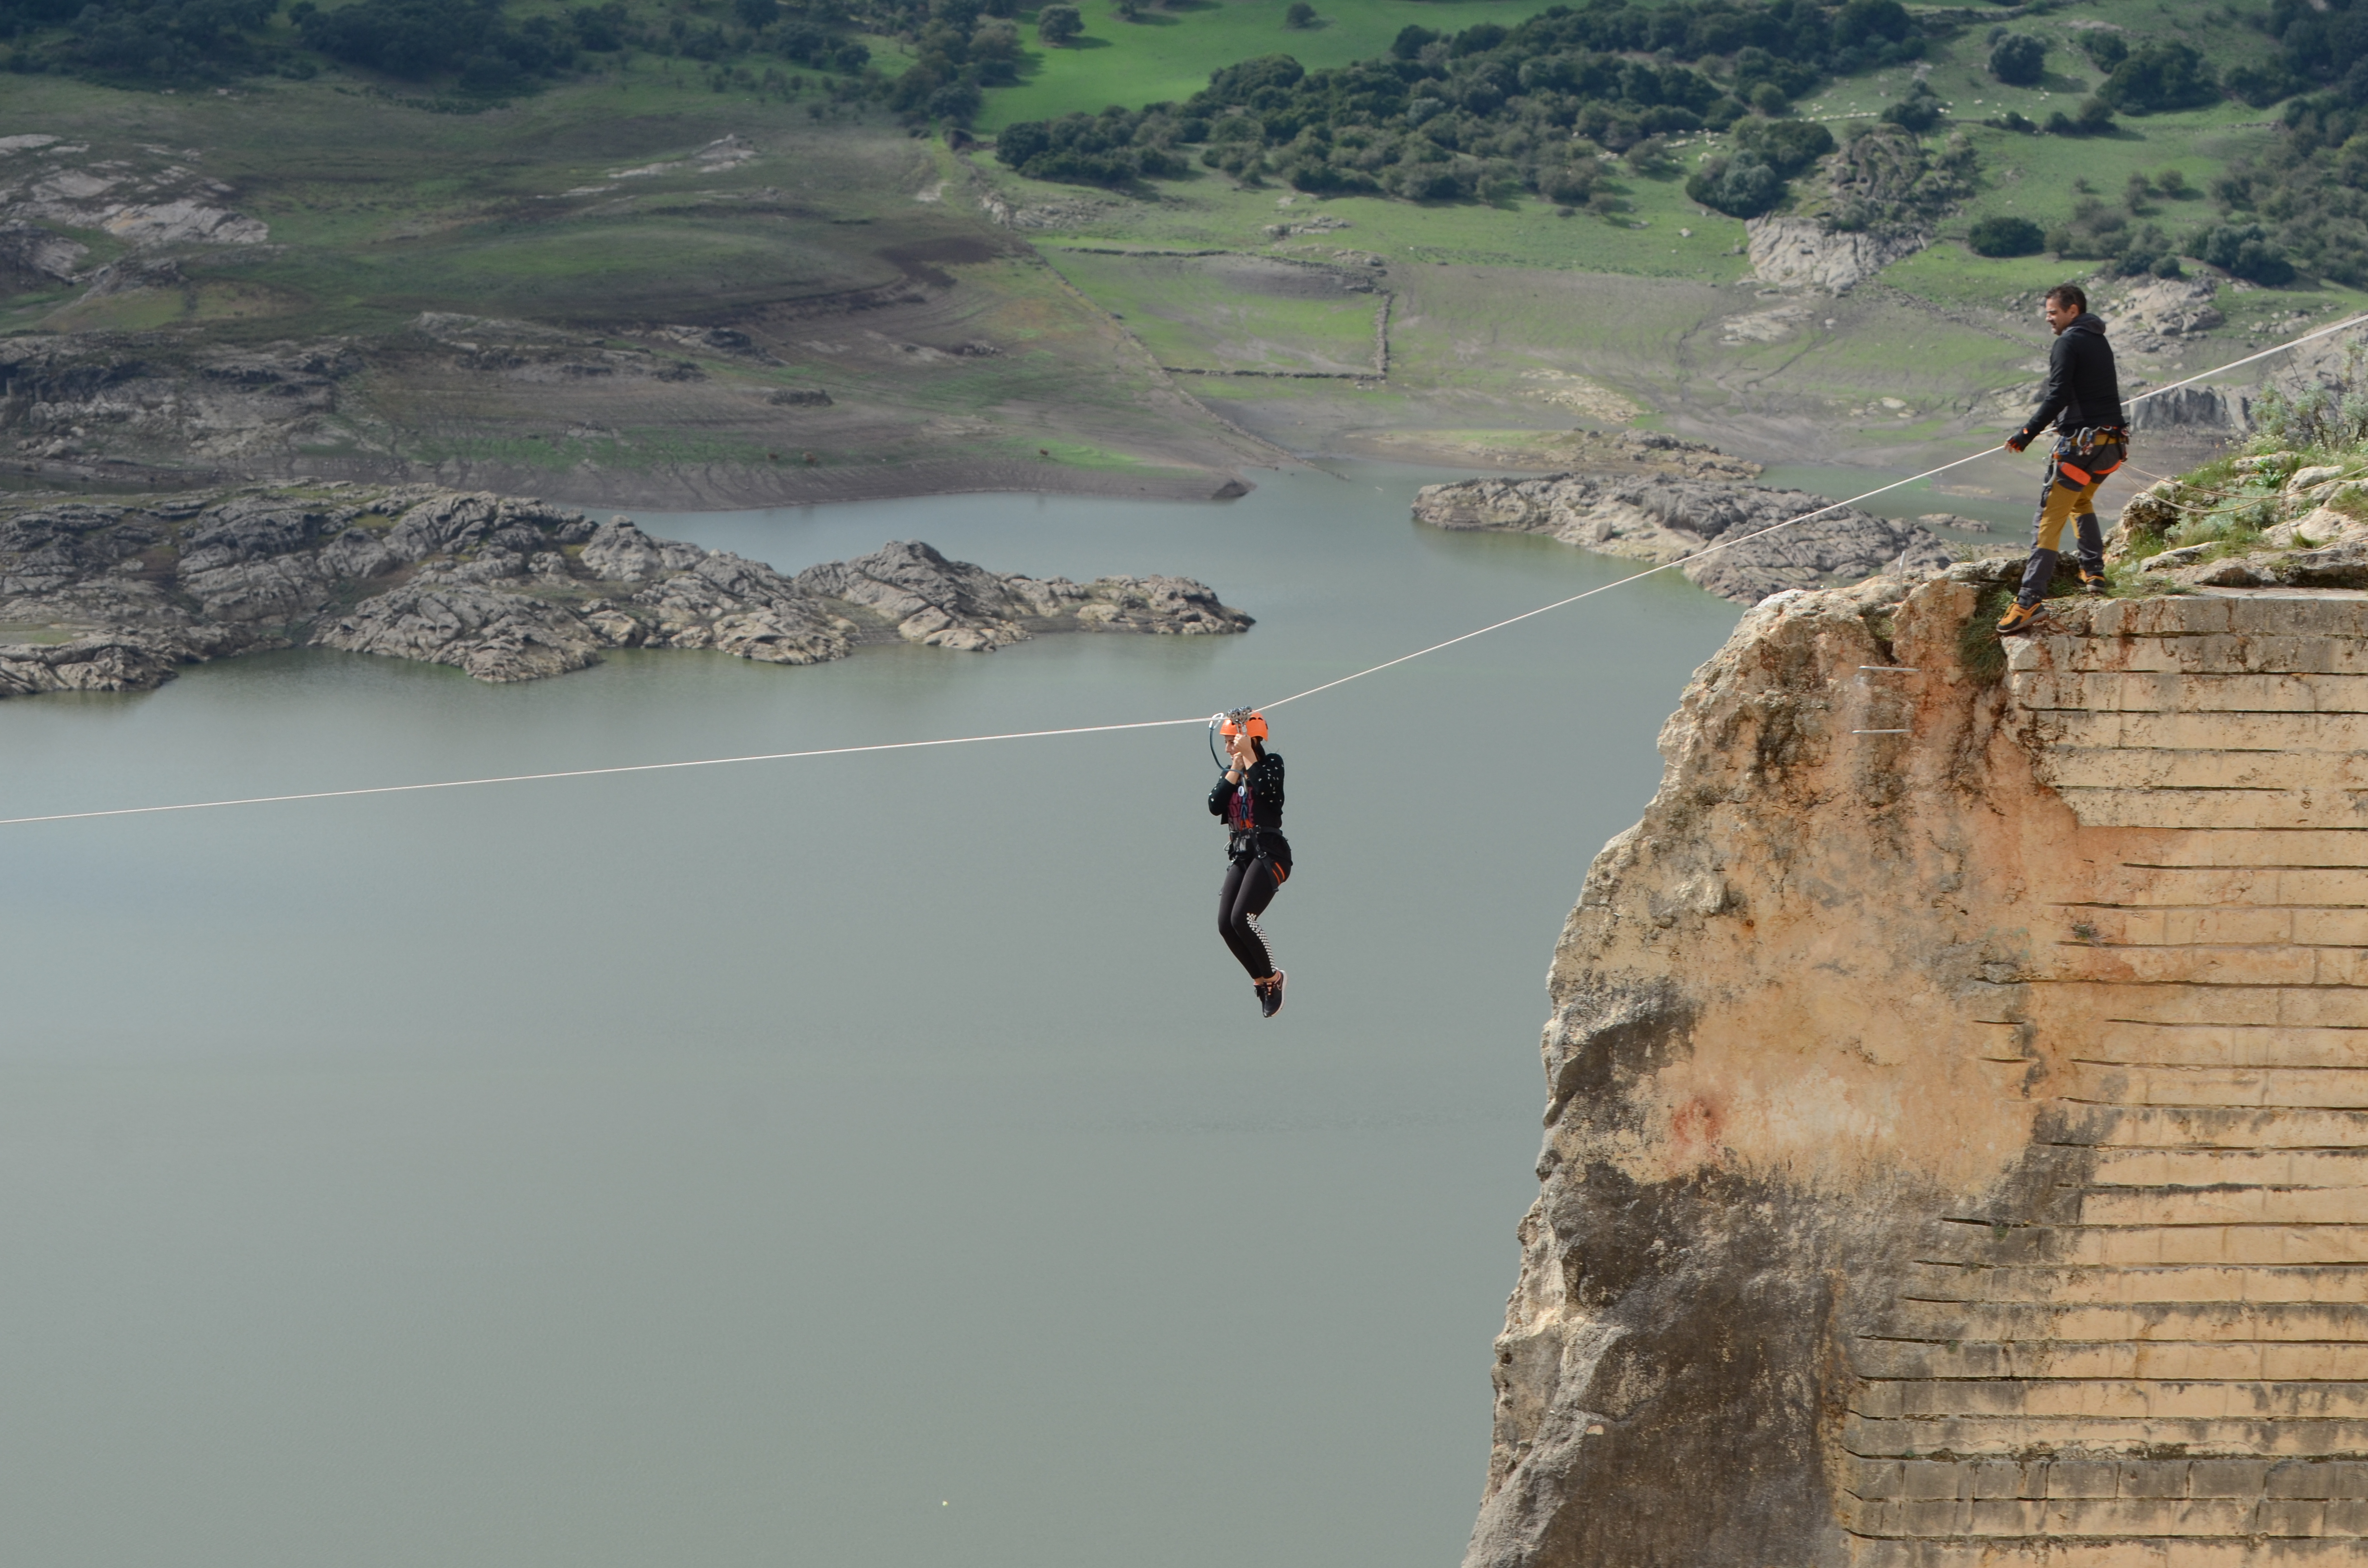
[0,483,1249,698]
[1411,473,1953,603]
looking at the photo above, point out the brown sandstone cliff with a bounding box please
[1469,574,2368,1568]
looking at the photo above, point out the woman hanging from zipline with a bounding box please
[1209,708,1291,1018]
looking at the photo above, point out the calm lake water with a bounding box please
[0,465,1738,1568]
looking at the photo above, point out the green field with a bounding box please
[978,0,1557,129]
[967,0,2305,311]
[1041,248,1386,372]
[2,0,2346,495]
[0,69,1280,495]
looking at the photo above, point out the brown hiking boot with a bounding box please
[1996,601,2047,636]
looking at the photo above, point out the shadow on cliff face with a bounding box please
[1477,965,1863,1568]
[1522,1163,1848,1568]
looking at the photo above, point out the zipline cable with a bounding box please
[0,717,1208,828]
[7,309,2366,830]
[1261,309,2368,711]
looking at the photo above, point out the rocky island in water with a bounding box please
[1413,463,1956,604]
[0,483,1251,698]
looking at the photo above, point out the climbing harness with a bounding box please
[2051,424,2129,488]
[9,309,2368,831]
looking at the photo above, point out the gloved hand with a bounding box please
[2004,432,2032,453]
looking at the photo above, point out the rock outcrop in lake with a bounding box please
[1467,569,2368,1568]
[0,483,1249,698]
[1412,474,1953,603]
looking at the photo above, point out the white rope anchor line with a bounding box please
[7,309,2366,830]
[1261,309,2368,713]
[0,717,1207,827]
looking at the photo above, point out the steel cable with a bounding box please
[7,310,2365,829]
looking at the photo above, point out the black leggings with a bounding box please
[1218,857,1281,980]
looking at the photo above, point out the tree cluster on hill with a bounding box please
[2023,163,2311,285]
[995,105,1189,184]
[1686,115,1831,218]
[2211,95,2368,286]
[2094,39,2221,114]
[292,0,613,89]
[863,0,1024,125]
[1,0,278,81]
[995,0,1935,206]
[0,0,888,91]
[1810,120,1972,229]
[2267,0,2368,106]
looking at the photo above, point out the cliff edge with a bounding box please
[1470,572,2368,1567]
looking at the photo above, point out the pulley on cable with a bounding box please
[1208,706,1266,768]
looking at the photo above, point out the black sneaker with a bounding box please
[1259,971,1286,1018]
[2080,572,2109,597]
[1996,601,2047,636]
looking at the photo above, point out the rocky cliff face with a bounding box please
[1469,573,2368,1567]
[0,483,1248,698]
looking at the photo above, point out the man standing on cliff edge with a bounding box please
[1997,283,2128,636]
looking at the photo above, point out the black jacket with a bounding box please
[1209,752,1290,867]
[2020,313,2124,441]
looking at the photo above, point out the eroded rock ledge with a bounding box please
[1412,473,1953,603]
[0,483,1249,698]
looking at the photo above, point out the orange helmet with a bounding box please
[1218,708,1268,740]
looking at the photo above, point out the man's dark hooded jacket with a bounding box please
[2018,311,2124,441]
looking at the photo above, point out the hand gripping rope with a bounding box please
[6,311,2365,831]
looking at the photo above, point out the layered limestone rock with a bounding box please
[1411,475,1952,603]
[1468,576,2368,1568]
[0,484,1249,697]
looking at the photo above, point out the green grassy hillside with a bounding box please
[0,68,1277,500]
[977,0,1546,130]
[3,0,2357,498]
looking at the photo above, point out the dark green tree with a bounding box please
[2198,222,2295,285]
[1036,4,1080,47]
[1988,34,2044,88]
[1967,215,2045,257]
[2099,42,2220,114]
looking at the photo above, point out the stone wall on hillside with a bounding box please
[1466,576,2368,1568]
